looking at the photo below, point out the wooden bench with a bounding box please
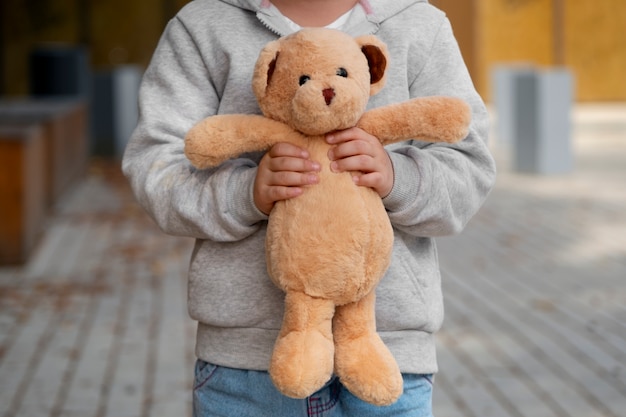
[0,125,46,264]
[0,99,88,264]
[0,99,88,206]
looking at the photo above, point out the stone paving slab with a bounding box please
[0,104,625,416]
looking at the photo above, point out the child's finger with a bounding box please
[352,171,386,190]
[328,140,373,163]
[268,171,319,187]
[330,154,375,174]
[265,185,304,203]
[326,127,373,145]
[269,156,320,173]
[268,142,310,159]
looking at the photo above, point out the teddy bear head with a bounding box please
[252,28,389,136]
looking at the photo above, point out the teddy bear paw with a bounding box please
[334,334,403,406]
[269,330,334,399]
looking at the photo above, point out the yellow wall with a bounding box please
[478,0,626,101]
[476,0,555,100]
[564,1,626,101]
[89,2,165,68]
[437,0,626,101]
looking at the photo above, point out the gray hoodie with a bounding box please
[122,0,496,375]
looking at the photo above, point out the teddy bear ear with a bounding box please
[355,35,389,96]
[252,40,282,101]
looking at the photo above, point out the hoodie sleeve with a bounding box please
[382,16,497,237]
[122,16,267,242]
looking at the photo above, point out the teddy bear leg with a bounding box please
[269,291,335,399]
[333,291,403,406]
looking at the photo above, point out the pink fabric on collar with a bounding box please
[359,0,373,15]
[260,0,271,8]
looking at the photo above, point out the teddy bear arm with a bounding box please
[184,114,297,169]
[357,96,471,146]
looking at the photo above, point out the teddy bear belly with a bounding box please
[266,171,393,305]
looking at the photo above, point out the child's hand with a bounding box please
[326,127,394,198]
[254,142,320,215]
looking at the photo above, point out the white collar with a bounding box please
[269,4,355,32]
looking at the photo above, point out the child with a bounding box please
[122,0,496,415]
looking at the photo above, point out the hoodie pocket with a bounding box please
[375,236,442,333]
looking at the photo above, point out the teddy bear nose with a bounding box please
[322,88,335,105]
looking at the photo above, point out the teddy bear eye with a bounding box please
[336,68,348,78]
[299,75,311,86]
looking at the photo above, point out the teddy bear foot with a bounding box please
[269,329,334,399]
[334,333,403,406]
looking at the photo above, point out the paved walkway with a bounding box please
[434,104,626,417]
[0,104,625,416]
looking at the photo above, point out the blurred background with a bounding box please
[0,1,625,416]
[1,0,625,99]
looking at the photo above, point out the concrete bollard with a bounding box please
[92,65,142,157]
[513,68,574,174]
[492,64,535,147]
[493,65,574,175]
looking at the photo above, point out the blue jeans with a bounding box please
[193,360,434,417]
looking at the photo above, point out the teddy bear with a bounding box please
[184,28,470,406]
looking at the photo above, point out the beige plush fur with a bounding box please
[185,28,470,406]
